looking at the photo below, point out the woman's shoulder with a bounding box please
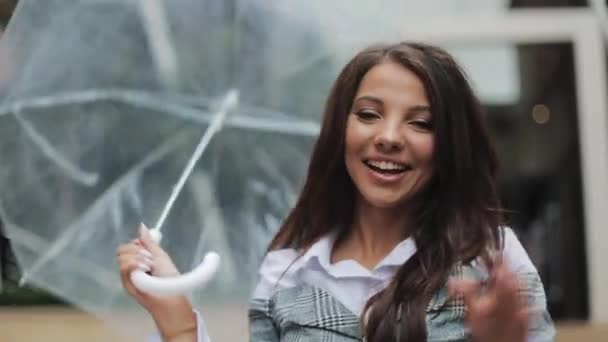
[465,227,538,276]
[251,248,303,300]
[500,226,537,274]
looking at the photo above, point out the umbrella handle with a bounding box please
[130,252,221,296]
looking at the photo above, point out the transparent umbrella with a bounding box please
[0,0,407,336]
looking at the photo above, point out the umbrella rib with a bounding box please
[6,221,118,291]
[137,0,180,88]
[12,113,99,186]
[0,89,321,136]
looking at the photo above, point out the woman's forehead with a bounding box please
[354,63,430,109]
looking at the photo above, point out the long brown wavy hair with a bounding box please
[268,42,504,341]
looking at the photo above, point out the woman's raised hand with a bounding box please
[449,258,528,342]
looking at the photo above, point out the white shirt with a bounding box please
[149,227,537,341]
[252,227,535,316]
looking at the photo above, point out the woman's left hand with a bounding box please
[449,259,528,342]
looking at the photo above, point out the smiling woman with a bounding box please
[345,62,434,209]
[117,42,556,342]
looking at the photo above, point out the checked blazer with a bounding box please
[248,265,555,342]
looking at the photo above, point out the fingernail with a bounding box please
[140,225,152,239]
[138,248,153,259]
[138,262,151,272]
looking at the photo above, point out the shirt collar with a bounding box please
[298,233,418,279]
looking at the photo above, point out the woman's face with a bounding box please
[344,61,435,209]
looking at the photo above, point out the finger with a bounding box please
[491,249,504,267]
[470,291,498,318]
[493,261,519,296]
[116,242,140,257]
[116,243,153,262]
[480,262,525,325]
[118,259,150,298]
[518,307,531,322]
[117,241,154,266]
[450,277,502,321]
[117,254,153,274]
[138,223,165,256]
[495,269,524,318]
[448,278,482,308]
[518,307,531,332]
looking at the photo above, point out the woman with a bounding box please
[117,42,555,341]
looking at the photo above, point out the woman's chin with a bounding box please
[361,192,408,210]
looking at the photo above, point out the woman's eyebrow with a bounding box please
[408,105,431,114]
[353,95,383,106]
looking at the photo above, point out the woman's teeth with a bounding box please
[365,160,410,173]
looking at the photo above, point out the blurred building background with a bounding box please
[0,0,607,341]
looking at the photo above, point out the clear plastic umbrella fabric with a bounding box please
[0,0,407,336]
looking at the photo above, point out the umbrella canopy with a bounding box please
[0,0,418,335]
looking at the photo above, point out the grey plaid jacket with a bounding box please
[248,266,555,342]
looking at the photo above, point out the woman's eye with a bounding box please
[410,120,433,130]
[356,110,380,121]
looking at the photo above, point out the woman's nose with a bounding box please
[374,123,404,152]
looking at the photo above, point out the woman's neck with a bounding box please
[332,199,412,270]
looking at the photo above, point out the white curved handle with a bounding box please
[130,252,221,296]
